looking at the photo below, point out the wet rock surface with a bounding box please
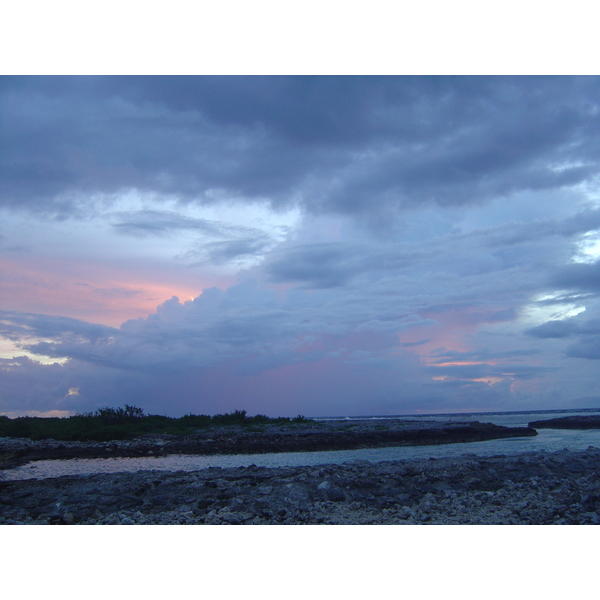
[0,419,536,470]
[1,447,599,525]
[529,416,600,429]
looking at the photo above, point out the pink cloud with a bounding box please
[0,256,228,327]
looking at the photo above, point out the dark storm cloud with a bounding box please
[551,260,600,293]
[265,238,438,288]
[0,356,75,411]
[111,210,226,236]
[426,362,557,380]
[525,318,600,339]
[565,338,600,359]
[429,348,542,363]
[480,208,600,250]
[401,339,433,347]
[525,314,600,360]
[266,243,366,287]
[265,206,600,291]
[194,238,274,266]
[0,310,117,343]
[0,354,152,414]
[2,76,600,216]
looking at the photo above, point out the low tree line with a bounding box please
[0,406,310,441]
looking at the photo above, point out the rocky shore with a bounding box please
[3,419,595,525]
[1,446,599,525]
[529,415,600,429]
[0,419,535,470]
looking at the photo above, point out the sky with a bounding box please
[2,75,600,418]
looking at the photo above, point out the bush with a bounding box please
[0,406,313,441]
[78,404,146,421]
[211,409,248,425]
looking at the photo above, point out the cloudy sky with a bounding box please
[1,75,600,418]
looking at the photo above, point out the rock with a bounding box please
[397,506,414,519]
[325,488,346,502]
[585,512,600,524]
[529,416,600,429]
[218,510,253,524]
[1,418,539,466]
[1,448,600,525]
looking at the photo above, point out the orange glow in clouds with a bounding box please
[0,257,223,327]
[397,308,522,387]
[399,305,514,363]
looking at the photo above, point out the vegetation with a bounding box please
[0,407,311,442]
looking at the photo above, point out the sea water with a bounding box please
[3,408,600,481]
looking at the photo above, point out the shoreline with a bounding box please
[2,417,597,525]
[1,446,599,524]
[0,418,536,470]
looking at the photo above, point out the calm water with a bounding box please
[3,408,600,481]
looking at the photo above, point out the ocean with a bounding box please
[3,407,600,481]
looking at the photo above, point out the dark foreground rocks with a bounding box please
[1,447,599,525]
[529,416,600,429]
[0,419,535,470]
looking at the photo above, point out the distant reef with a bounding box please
[529,416,600,429]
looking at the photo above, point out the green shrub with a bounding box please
[0,406,313,441]
[77,404,146,421]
